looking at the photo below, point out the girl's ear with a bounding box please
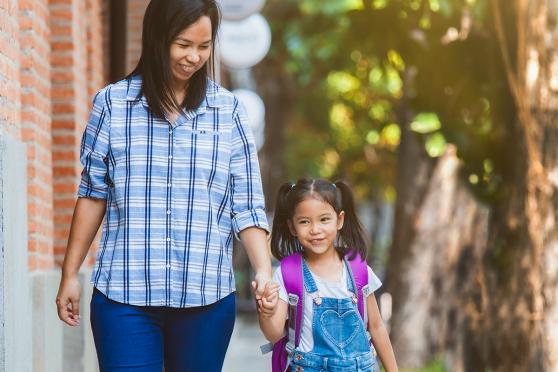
[287,219,297,236]
[337,211,345,230]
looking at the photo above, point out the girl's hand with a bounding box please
[254,282,280,317]
[55,275,81,326]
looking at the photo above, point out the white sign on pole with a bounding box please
[218,0,265,21]
[233,89,266,150]
[219,14,271,69]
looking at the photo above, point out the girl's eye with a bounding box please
[200,45,210,49]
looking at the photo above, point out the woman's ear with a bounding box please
[337,211,345,230]
[287,219,297,236]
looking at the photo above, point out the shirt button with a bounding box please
[167,183,172,187]
[166,264,171,269]
[168,155,173,159]
[166,238,170,242]
[169,130,173,134]
[166,210,171,214]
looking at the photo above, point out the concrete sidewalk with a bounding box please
[223,314,271,372]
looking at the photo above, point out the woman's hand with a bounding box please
[56,275,81,326]
[252,270,272,300]
[55,197,105,326]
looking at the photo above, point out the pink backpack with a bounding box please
[264,252,369,372]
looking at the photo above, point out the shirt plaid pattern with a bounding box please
[79,75,269,307]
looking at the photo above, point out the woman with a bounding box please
[55,1,271,370]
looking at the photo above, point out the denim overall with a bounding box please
[289,259,380,372]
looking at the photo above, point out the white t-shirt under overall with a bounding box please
[273,263,382,352]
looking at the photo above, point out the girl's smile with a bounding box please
[288,197,344,259]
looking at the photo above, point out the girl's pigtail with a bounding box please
[270,182,299,260]
[335,181,368,260]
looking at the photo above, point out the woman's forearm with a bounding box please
[61,197,106,278]
[238,227,272,278]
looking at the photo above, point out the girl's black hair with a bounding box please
[270,177,369,261]
[127,0,221,118]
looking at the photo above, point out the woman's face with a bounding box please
[169,15,212,88]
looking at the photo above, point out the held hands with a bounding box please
[55,275,81,326]
[252,280,280,318]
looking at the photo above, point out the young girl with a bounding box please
[256,178,398,372]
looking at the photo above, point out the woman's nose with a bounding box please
[187,52,200,63]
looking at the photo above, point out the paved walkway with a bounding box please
[223,314,271,372]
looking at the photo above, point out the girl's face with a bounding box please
[169,16,212,88]
[288,197,344,259]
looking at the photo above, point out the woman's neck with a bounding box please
[166,84,187,124]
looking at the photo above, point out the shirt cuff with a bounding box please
[77,180,108,200]
[232,208,270,240]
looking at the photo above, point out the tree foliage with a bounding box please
[263,0,514,204]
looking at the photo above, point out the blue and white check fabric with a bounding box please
[78,75,269,307]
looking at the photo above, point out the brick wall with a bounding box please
[0,0,21,140]
[0,0,109,272]
[126,0,149,74]
[20,0,53,271]
[50,0,106,266]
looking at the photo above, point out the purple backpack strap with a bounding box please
[280,253,304,347]
[347,253,368,321]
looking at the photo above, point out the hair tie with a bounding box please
[287,183,295,194]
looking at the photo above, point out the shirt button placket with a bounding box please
[167,128,174,304]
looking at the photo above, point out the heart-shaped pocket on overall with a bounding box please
[319,309,361,348]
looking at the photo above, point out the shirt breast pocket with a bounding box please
[175,127,231,170]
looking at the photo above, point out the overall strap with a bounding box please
[347,253,368,320]
[280,253,304,349]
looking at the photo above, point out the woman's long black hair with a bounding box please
[127,0,221,118]
[270,177,369,261]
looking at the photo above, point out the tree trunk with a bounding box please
[386,141,489,369]
[463,1,558,370]
[253,58,293,210]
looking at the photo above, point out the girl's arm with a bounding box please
[56,197,106,326]
[367,293,399,372]
[258,298,289,343]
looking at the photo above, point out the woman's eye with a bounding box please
[200,45,210,49]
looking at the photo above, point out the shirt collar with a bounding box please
[125,75,218,118]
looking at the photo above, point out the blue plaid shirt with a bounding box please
[79,75,269,307]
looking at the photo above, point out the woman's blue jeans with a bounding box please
[90,288,236,371]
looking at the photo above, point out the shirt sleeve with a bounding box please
[77,88,111,200]
[366,266,382,296]
[272,266,289,304]
[230,98,269,238]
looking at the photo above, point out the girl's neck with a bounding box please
[305,248,343,282]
